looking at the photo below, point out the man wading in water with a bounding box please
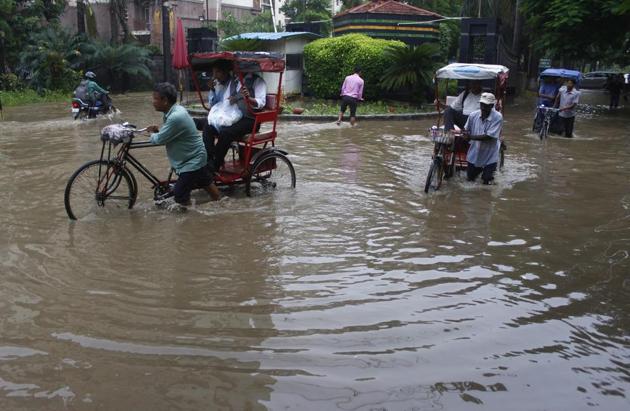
[463,92,503,185]
[148,82,221,208]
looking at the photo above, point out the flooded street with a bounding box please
[1,92,629,410]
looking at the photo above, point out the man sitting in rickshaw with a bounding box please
[437,80,483,134]
[463,92,503,185]
[201,60,267,173]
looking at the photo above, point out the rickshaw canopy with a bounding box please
[189,51,285,73]
[436,63,509,80]
[539,68,581,82]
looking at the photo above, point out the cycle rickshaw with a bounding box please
[64,51,295,220]
[425,63,509,193]
[533,68,581,140]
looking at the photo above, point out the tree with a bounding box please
[407,0,462,16]
[340,0,364,11]
[379,43,441,100]
[280,0,331,21]
[0,0,66,74]
[80,42,153,92]
[218,11,277,38]
[520,0,630,66]
[18,25,83,92]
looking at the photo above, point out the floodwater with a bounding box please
[1,91,629,411]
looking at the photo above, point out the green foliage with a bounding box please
[284,99,428,115]
[218,12,245,38]
[219,38,265,52]
[406,0,461,16]
[304,34,405,100]
[340,0,364,11]
[379,43,441,98]
[438,20,460,61]
[280,0,331,20]
[0,89,70,107]
[250,11,277,32]
[521,0,630,65]
[0,0,67,72]
[18,25,83,92]
[80,41,153,91]
[218,11,276,38]
[0,73,24,91]
[280,0,332,36]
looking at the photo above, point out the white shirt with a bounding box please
[450,90,482,115]
[464,108,503,167]
[208,76,267,110]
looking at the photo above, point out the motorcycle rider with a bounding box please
[74,71,110,108]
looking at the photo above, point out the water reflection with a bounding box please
[0,91,629,410]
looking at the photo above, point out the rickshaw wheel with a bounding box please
[246,152,296,197]
[424,158,444,194]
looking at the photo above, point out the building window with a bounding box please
[286,54,303,70]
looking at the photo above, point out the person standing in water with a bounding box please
[337,66,364,126]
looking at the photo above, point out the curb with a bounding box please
[186,108,438,122]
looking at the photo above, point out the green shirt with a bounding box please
[150,104,207,174]
[86,80,107,96]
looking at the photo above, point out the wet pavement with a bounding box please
[0,90,629,410]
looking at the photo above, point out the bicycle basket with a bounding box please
[101,124,133,145]
[429,126,452,144]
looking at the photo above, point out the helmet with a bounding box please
[85,71,96,79]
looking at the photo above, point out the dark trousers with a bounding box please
[467,162,497,184]
[560,116,575,138]
[443,106,468,131]
[204,117,256,172]
[340,95,358,117]
[173,166,212,204]
[610,93,620,108]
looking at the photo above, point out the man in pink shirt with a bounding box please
[336,66,364,126]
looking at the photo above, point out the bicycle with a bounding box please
[536,105,559,140]
[424,128,465,193]
[64,123,177,220]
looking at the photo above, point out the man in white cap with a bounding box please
[463,92,503,185]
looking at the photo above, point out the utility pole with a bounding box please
[162,1,172,83]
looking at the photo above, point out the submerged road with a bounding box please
[1,91,629,410]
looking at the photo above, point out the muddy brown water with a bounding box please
[1,91,629,410]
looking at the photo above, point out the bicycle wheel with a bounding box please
[246,153,296,197]
[424,157,443,193]
[64,160,136,220]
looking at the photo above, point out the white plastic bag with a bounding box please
[207,100,243,130]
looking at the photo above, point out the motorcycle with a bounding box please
[71,94,115,120]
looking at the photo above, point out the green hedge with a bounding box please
[303,34,405,100]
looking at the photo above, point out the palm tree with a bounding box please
[82,42,153,91]
[18,26,84,91]
[379,43,441,99]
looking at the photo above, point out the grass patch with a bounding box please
[0,89,70,107]
[284,98,430,115]
[185,98,433,115]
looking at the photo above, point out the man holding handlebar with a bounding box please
[462,92,503,185]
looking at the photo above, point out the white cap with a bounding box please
[479,92,496,105]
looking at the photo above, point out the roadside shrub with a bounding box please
[0,73,24,91]
[304,34,405,100]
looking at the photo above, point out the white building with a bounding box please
[223,32,321,95]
